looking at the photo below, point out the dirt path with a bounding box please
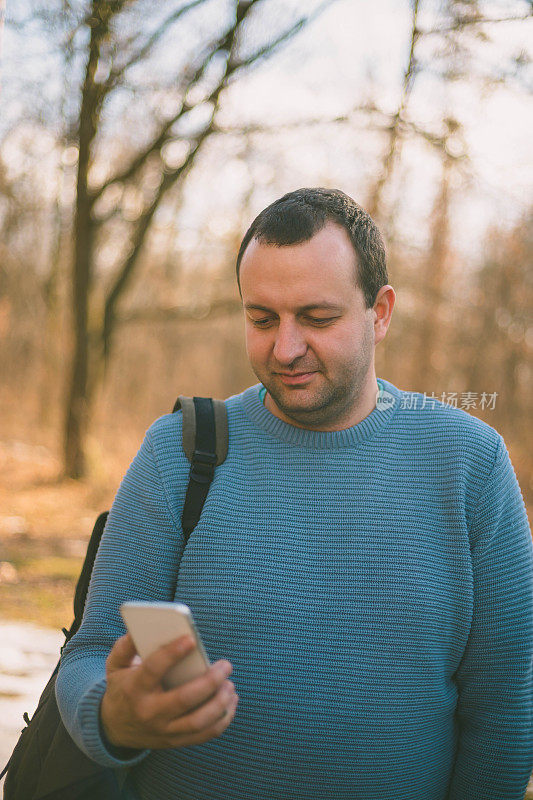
[0,620,63,791]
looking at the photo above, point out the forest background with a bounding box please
[0,0,532,633]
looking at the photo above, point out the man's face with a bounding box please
[239,222,379,430]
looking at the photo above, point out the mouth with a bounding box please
[277,371,317,386]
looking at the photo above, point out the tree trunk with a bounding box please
[61,0,325,477]
[366,0,420,220]
[39,168,66,428]
[63,207,92,478]
[413,153,451,389]
[63,1,107,478]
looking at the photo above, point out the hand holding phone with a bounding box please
[99,602,239,750]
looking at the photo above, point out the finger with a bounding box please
[167,682,238,737]
[153,660,233,718]
[167,693,239,747]
[153,675,235,725]
[133,635,196,692]
[106,633,137,673]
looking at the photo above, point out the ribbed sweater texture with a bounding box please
[55,378,533,800]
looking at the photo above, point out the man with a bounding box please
[56,188,533,800]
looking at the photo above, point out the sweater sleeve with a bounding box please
[447,436,533,800]
[55,421,187,768]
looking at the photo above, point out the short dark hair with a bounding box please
[235,187,388,308]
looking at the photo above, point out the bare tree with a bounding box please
[365,0,531,222]
[414,135,454,385]
[3,0,529,479]
[59,0,335,477]
[366,0,421,220]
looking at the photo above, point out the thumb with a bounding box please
[106,633,138,673]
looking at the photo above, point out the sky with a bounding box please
[215,0,533,253]
[0,0,532,264]
[159,0,532,264]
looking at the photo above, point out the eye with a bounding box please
[307,316,336,326]
[250,317,274,328]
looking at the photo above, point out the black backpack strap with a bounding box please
[60,511,110,644]
[173,396,228,541]
[72,512,109,626]
[173,395,228,465]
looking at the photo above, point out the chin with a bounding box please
[273,391,323,415]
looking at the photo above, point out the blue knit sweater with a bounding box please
[55,378,533,800]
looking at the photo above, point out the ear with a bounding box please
[372,285,395,345]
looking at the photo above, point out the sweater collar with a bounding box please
[240,378,401,448]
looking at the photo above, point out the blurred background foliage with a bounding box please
[0,0,531,564]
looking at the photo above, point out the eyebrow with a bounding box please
[244,303,344,313]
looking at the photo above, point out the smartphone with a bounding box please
[120,601,210,689]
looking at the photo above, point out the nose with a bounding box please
[272,319,307,366]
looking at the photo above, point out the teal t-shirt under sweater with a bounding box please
[55,378,533,800]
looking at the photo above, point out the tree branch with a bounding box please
[91,0,337,206]
[213,100,467,161]
[91,25,240,203]
[97,0,336,366]
[101,134,207,348]
[420,14,532,36]
[100,36,242,361]
[62,0,129,51]
[117,297,242,325]
[102,0,210,92]
[211,103,376,135]
[227,0,339,76]
[366,0,421,218]
[98,3,261,362]
[90,103,188,204]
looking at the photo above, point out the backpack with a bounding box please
[1,396,228,800]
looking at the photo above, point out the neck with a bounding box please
[264,373,380,432]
